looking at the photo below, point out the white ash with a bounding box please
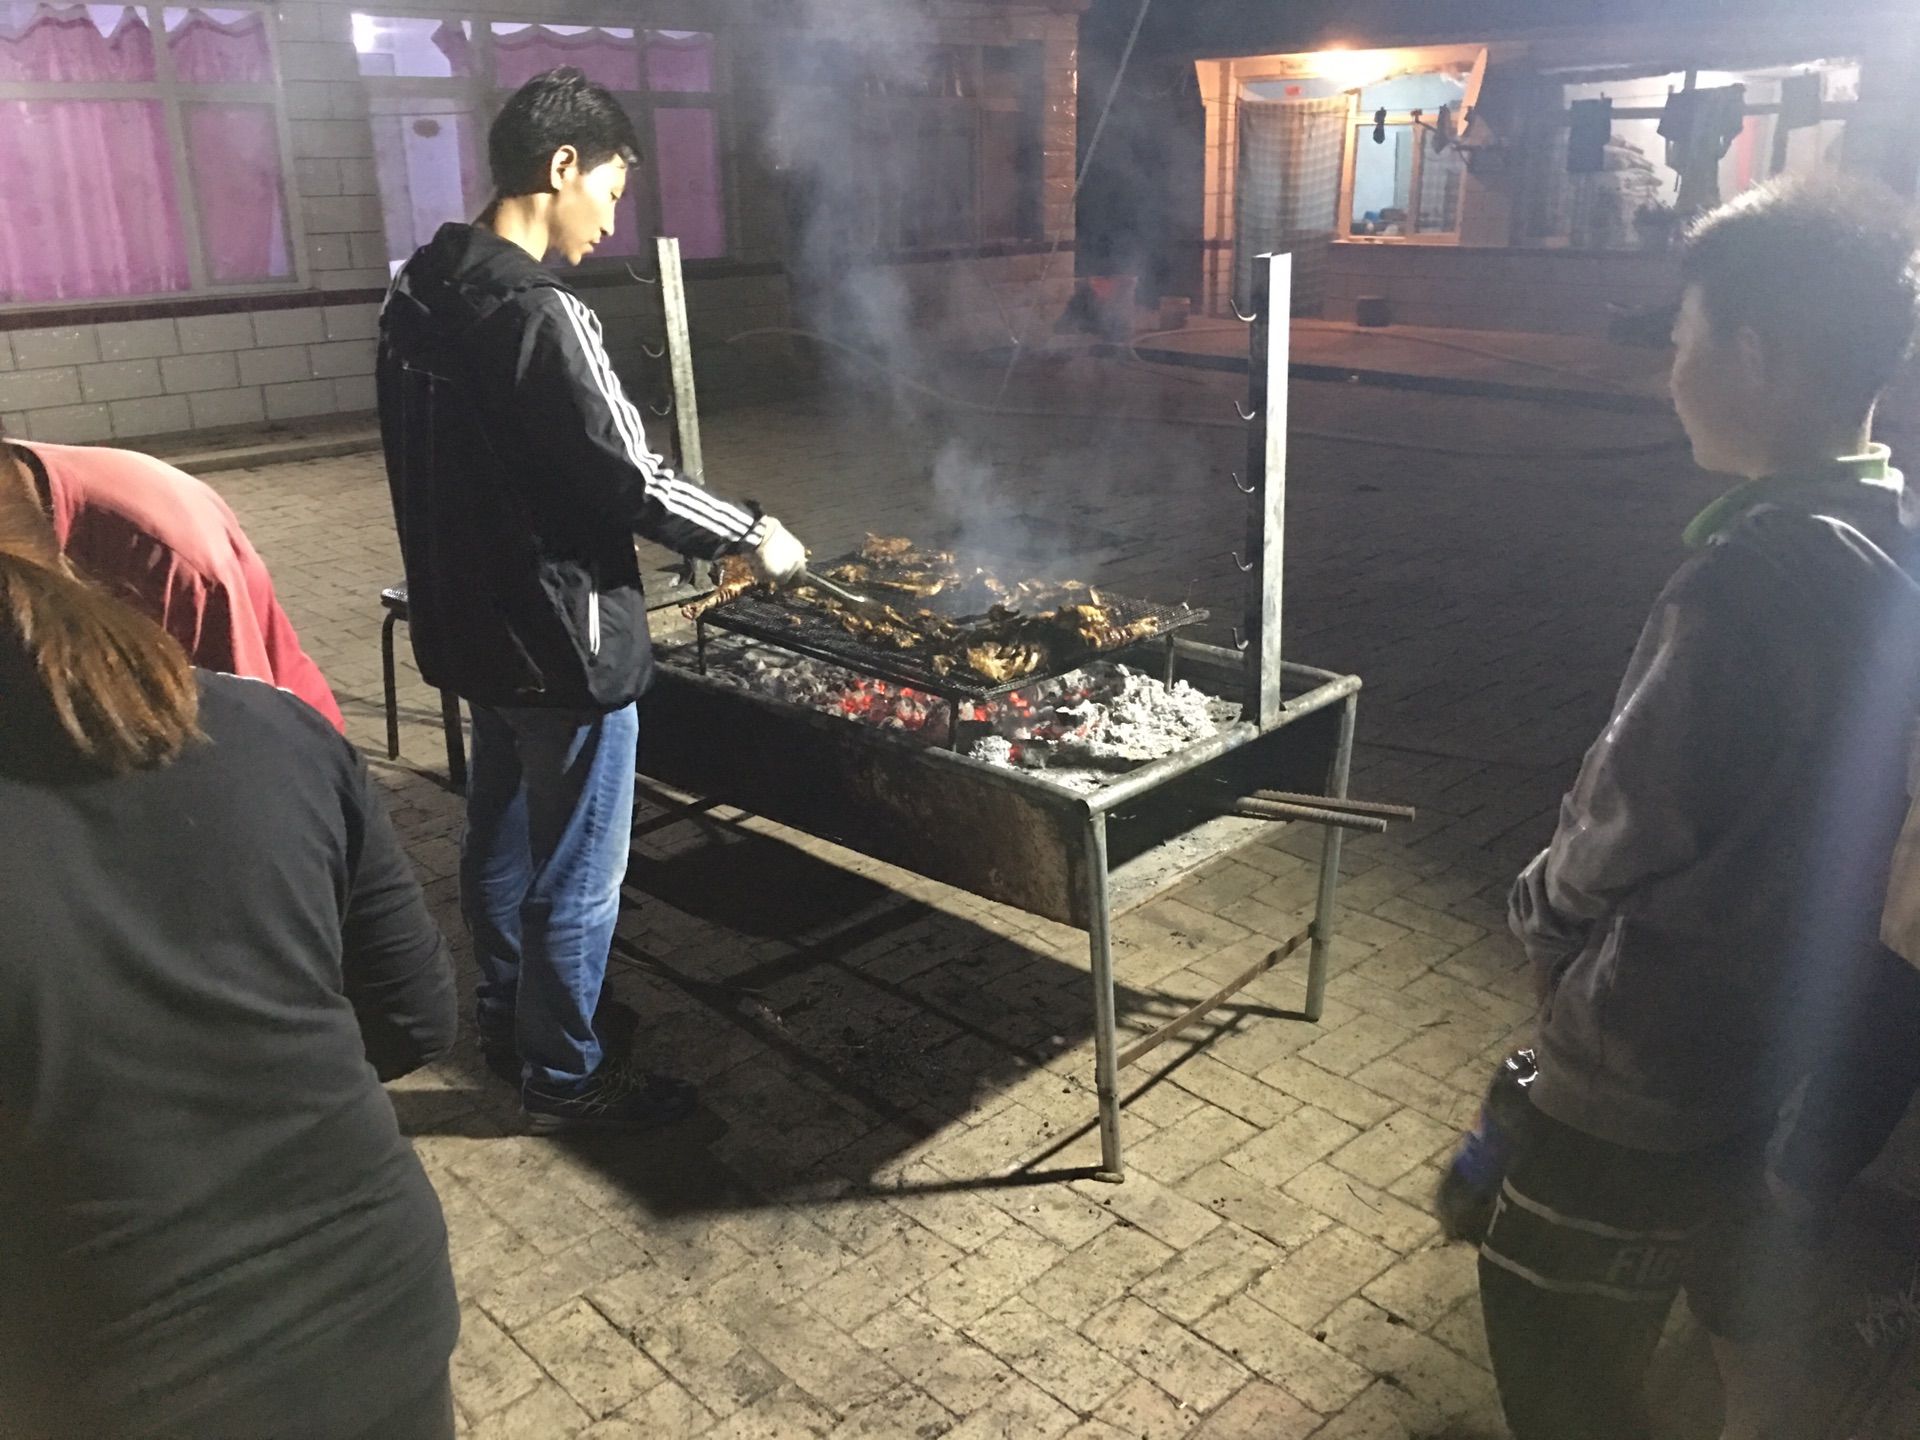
[694,640,1235,788]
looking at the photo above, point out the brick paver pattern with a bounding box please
[201,355,1722,1439]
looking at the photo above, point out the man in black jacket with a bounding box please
[378,68,807,1131]
[1486,177,1920,1439]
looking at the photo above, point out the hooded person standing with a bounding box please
[378,67,809,1132]
[0,458,459,1437]
[1488,175,1920,1440]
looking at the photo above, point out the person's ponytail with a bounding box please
[0,465,198,774]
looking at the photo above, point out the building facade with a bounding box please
[0,0,1083,444]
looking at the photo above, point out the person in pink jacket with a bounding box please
[0,423,345,730]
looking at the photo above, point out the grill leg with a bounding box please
[1305,691,1358,1022]
[1085,813,1124,1182]
[380,611,400,761]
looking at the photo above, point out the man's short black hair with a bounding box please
[1682,174,1920,414]
[488,67,641,197]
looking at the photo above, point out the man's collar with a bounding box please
[1682,444,1899,549]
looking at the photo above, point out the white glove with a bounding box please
[748,517,807,587]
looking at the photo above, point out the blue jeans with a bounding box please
[461,702,638,1090]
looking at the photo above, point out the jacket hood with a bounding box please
[382,223,559,352]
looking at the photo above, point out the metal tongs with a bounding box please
[798,567,894,618]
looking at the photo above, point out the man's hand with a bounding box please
[748,517,807,587]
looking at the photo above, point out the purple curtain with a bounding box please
[494,26,637,91]
[185,103,292,281]
[0,4,153,80]
[644,30,712,93]
[0,5,290,301]
[0,97,190,302]
[653,107,725,258]
[167,8,271,82]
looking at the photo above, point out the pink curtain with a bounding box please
[0,6,292,301]
[185,103,291,281]
[0,98,190,301]
[167,8,273,82]
[493,26,637,91]
[0,4,153,80]
[644,30,712,93]
[653,107,725,258]
[430,20,472,78]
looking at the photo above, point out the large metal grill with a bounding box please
[693,554,1211,706]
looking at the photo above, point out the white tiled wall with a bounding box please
[0,304,382,443]
[1,0,1082,444]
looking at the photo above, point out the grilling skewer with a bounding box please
[797,567,894,618]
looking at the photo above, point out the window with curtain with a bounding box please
[0,3,297,305]
[354,13,728,272]
[796,40,1043,256]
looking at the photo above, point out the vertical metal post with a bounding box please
[1242,252,1292,730]
[657,236,705,483]
[1305,691,1358,1022]
[1084,811,1124,1182]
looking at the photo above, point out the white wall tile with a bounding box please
[0,367,83,411]
[109,394,193,438]
[0,333,13,371]
[93,318,181,362]
[337,158,379,196]
[309,338,375,378]
[80,359,166,403]
[161,352,242,393]
[332,374,375,411]
[252,308,327,347]
[323,303,379,341]
[176,313,257,353]
[294,157,345,198]
[308,233,353,271]
[290,119,373,161]
[11,327,99,368]
[263,378,337,419]
[279,39,358,83]
[238,345,315,386]
[285,81,334,120]
[348,233,389,270]
[22,402,113,443]
[302,194,384,235]
[189,387,268,429]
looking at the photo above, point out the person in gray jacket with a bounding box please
[1484,175,1920,1440]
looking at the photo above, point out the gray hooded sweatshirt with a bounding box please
[1512,448,1920,1152]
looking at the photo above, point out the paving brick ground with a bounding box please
[196,356,1900,1438]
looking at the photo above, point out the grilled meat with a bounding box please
[681,555,757,620]
[699,536,1170,684]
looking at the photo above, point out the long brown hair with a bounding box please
[0,438,199,773]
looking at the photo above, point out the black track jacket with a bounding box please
[378,223,766,710]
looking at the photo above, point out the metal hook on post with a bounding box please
[1230,627,1252,652]
[624,264,658,286]
[1231,550,1255,573]
[1234,400,1256,422]
[642,343,666,360]
[650,394,675,417]
[1231,470,1256,495]
[1232,305,1258,324]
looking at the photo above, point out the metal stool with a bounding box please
[380,583,467,792]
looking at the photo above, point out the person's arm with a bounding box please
[339,749,456,1080]
[1509,550,1778,989]
[509,288,801,573]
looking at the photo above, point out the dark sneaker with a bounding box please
[479,996,642,1087]
[522,1060,698,1134]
